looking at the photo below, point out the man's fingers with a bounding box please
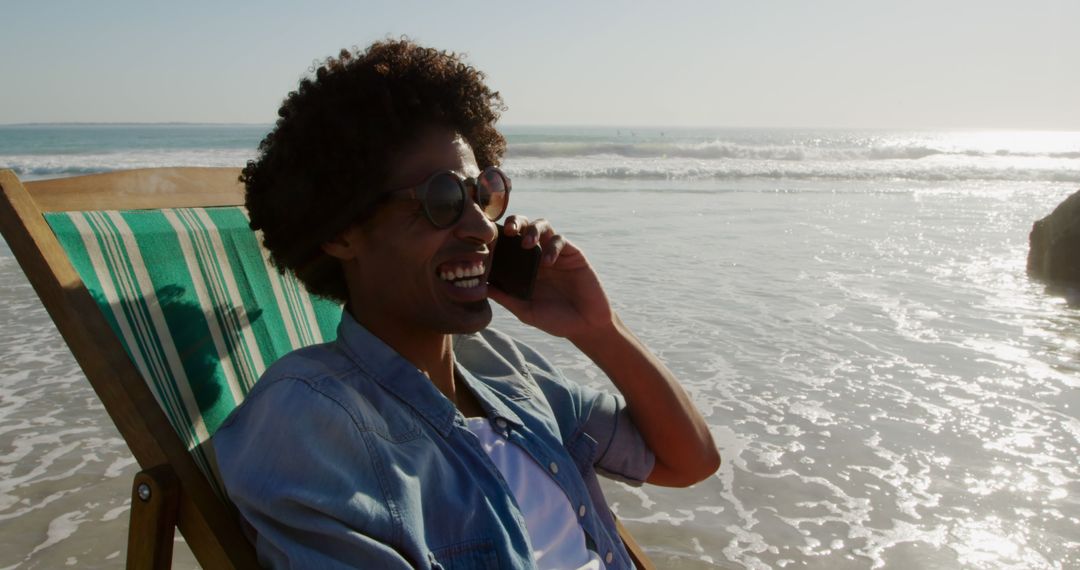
[544,235,567,265]
[500,214,571,264]
[521,218,553,249]
[502,215,529,235]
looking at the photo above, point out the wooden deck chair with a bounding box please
[0,166,655,570]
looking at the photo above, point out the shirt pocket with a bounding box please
[429,538,500,570]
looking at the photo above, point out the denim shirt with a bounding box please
[213,311,655,569]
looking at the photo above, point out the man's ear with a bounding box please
[321,225,364,261]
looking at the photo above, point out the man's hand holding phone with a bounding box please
[489,215,722,487]
[487,215,615,343]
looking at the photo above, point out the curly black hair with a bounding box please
[242,39,506,302]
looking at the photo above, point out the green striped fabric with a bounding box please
[45,207,342,488]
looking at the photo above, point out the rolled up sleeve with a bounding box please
[457,328,657,568]
[577,385,655,484]
[514,339,656,486]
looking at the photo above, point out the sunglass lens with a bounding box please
[426,173,465,227]
[478,168,508,220]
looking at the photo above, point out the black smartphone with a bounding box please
[489,226,542,300]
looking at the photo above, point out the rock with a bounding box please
[1028,189,1080,284]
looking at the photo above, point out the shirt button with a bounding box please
[578,504,587,518]
[605,551,614,564]
[548,462,559,475]
[494,418,508,429]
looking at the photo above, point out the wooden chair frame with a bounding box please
[0,166,654,570]
[0,167,260,569]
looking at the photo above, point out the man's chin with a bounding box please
[443,299,492,334]
[462,299,489,314]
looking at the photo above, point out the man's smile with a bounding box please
[437,260,486,288]
[435,257,491,304]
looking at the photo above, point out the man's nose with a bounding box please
[454,193,498,244]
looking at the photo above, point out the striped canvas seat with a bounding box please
[45,206,342,489]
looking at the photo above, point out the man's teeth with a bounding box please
[453,278,481,288]
[439,262,485,282]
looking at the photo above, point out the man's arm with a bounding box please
[569,314,720,486]
[488,217,720,487]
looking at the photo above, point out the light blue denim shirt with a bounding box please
[213,311,655,569]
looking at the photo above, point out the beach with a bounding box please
[1,125,1079,568]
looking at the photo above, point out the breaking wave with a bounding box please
[506,141,1080,162]
[2,126,1076,184]
[1,149,255,180]
[5,149,1076,184]
[502,157,1080,183]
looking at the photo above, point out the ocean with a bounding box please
[1,124,1078,569]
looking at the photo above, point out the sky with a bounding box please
[2,0,1078,130]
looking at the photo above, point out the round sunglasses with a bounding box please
[384,166,511,228]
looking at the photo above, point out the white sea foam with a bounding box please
[3,128,1076,184]
[1,149,255,179]
[29,511,86,555]
[501,155,1080,183]
[496,130,1080,183]
[507,140,1080,161]
[100,502,130,522]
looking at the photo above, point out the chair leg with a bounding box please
[126,465,180,570]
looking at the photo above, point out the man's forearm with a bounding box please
[570,314,720,487]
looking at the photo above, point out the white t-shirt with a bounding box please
[466,417,604,570]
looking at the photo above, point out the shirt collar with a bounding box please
[334,309,523,436]
[455,365,524,429]
[335,309,457,436]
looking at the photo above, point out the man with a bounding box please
[213,40,719,569]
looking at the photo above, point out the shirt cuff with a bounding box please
[583,392,655,485]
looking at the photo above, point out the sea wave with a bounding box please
[2,146,1077,184]
[502,157,1080,183]
[506,141,1080,162]
[0,149,255,179]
